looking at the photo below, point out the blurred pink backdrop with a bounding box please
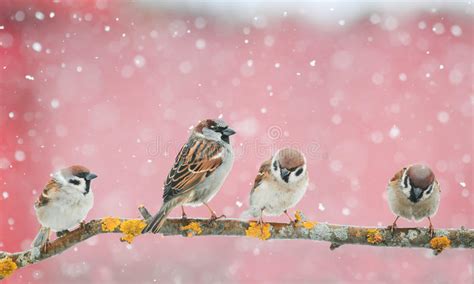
[0,1,472,283]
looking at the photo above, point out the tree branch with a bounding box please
[0,206,472,280]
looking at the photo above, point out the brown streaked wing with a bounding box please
[251,158,272,195]
[163,138,223,202]
[35,180,60,208]
[390,168,406,183]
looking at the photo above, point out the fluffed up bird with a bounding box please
[387,164,440,237]
[243,148,309,224]
[33,165,98,250]
[142,119,236,234]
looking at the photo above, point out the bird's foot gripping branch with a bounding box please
[0,207,473,280]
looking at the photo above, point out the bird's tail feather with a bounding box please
[142,199,179,234]
[32,226,51,248]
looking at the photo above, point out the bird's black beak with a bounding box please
[413,187,423,199]
[280,168,290,183]
[86,173,98,181]
[409,187,424,203]
[222,128,236,136]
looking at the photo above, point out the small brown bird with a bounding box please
[32,165,98,249]
[142,119,236,234]
[387,164,440,236]
[243,148,309,224]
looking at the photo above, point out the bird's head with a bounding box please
[399,164,436,203]
[55,165,98,195]
[271,148,307,184]
[193,118,236,144]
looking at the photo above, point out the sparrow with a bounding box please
[387,164,440,237]
[243,148,309,224]
[142,119,236,234]
[32,165,98,249]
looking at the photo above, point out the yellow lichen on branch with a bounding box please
[101,217,122,232]
[0,257,18,279]
[294,211,317,229]
[430,236,451,253]
[120,220,147,244]
[295,211,303,223]
[180,222,203,237]
[367,229,383,244]
[246,222,271,240]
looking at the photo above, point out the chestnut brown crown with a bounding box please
[60,165,98,181]
[407,164,435,189]
[276,148,305,170]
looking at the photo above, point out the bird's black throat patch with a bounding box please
[84,180,91,195]
[408,188,421,203]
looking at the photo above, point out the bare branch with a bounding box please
[0,207,472,280]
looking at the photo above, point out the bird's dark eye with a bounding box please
[69,179,80,185]
[295,168,303,176]
[273,161,278,171]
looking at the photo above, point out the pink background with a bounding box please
[1,1,472,283]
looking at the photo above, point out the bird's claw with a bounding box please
[283,210,294,225]
[208,213,226,224]
[79,221,86,230]
[56,230,69,238]
[388,224,397,235]
[428,224,435,238]
[40,240,51,254]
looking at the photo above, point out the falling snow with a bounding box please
[432,23,445,35]
[437,111,450,124]
[318,203,325,211]
[14,150,25,161]
[370,131,384,144]
[342,208,351,216]
[15,11,25,22]
[50,99,60,109]
[450,25,462,37]
[389,125,400,139]
[133,55,146,68]
[32,42,42,52]
[35,11,45,20]
[195,39,206,50]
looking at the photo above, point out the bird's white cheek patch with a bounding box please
[400,182,411,198]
